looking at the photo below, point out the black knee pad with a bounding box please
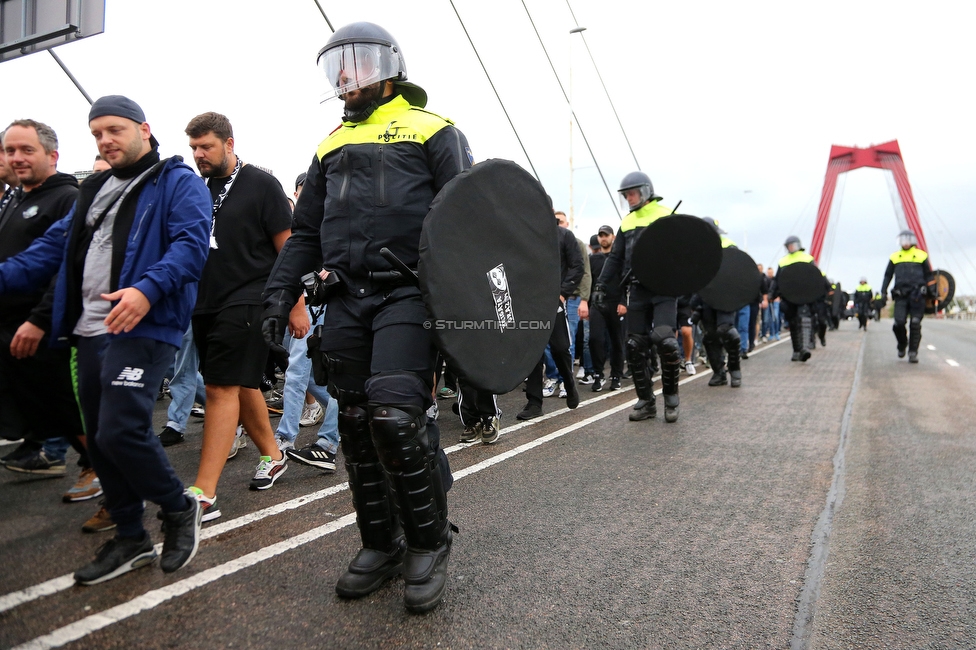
[365,371,431,411]
[717,323,740,346]
[626,334,650,359]
[648,325,675,347]
[370,404,430,470]
[653,328,681,365]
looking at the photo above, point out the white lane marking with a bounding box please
[11,514,358,650]
[0,386,636,615]
[927,345,936,351]
[946,359,960,367]
[14,400,641,650]
[2,339,788,621]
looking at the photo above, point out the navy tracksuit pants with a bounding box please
[76,335,187,537]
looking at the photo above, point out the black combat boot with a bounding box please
[629,395,657,420]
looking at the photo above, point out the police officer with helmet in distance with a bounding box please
[880,229,935,363]
[769,235,828,363]
[854,277,873,330]
[591,172,682,423]
[694,217,743,388]
[263,22,470,613]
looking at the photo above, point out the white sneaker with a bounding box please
[542,379,560,398]
[227,426,247,460]
[275,436,294,453]
[558,385,568,398]
[249,454,287,490]
[576,367,585,379]
[685,361,697,375]
[299,401,324,427]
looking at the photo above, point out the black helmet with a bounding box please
[316,22,427,108]
[617,171,659,212]
[784,235,803,252]
[897,229,918,248]
[702,216,726,234]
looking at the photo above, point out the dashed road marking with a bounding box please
[946,359,960,367]
[927,345,936,351]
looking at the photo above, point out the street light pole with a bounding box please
[569,26,586,231]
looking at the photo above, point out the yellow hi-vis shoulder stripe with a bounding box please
[619,200,672,232]
[777,251,815,267]
[316,97,454,160]
[890,247,928,265]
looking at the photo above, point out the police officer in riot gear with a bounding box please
[263,22,470,613]
[854,277,873,330]
[769,236,827,362]
[694,218,742,388]
[880,230,935,363]
[591,172,681,422]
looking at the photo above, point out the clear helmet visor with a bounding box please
[898,232,918,248]
[618,185,652,212]
[317,42,402,102]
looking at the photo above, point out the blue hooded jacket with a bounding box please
[0,156,210,348]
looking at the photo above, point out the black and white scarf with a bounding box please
[206,156,244,250]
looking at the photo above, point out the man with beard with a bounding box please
[588,225,624,391]
[0,121,93,503]
[0,96,211,583]
[263,22,471,613]
[184,112,295,521]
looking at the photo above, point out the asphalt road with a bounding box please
[1,319,974,649]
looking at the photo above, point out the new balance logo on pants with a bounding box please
[112,367,146,388]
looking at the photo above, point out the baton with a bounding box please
[670,200,682,215]
[379,247,419,287]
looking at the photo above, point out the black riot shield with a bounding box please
[630,214,722,296]
[926,269,955,314]
[419,159,559,394]
[698,247,763,312]
[778,262,826,304]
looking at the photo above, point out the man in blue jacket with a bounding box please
[0,95,211,585]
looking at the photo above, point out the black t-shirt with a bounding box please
[194,164,292,314]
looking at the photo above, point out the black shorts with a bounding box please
[192,304,268,388]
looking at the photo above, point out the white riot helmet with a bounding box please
[898,229,918,249]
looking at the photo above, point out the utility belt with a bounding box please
[890,285,924,300]
[302,267,418,309]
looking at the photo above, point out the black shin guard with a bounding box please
[801,314,814,351]
[336,402,404,598]
[718,325,741,373]
[893,322,908,354]
[790,319,810,362]
[626,335,654,402]
[655,330,681,423]
[908,318,922,362]
[370,404,453,612]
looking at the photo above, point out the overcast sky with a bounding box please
[4,0,974,295]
